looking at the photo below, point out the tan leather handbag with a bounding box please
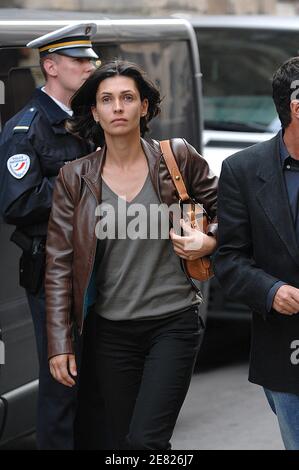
[160,140,214,282]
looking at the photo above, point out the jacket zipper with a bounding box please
[155,152,163,204]
[79,176,99,333]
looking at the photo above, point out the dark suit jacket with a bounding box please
[213,132,299,393]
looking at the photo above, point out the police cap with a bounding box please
[26,23,99,59]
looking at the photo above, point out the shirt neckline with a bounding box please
[102,172,150,204]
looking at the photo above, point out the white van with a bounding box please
[0,10,203,446]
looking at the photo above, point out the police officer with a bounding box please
[0,23,104,450]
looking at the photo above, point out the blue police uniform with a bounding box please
[0,88,91,235]
[0,88,104,450]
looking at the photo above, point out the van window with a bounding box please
[118,41,198,144]
[196,28,299,133]
[0,41,199,149]
[0,48,41,126]
[0,45,115,128]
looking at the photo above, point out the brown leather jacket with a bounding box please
[45,138,218,358]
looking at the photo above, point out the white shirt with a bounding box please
[41,87,73,116]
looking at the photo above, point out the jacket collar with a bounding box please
[82,138,163,203]
[279,129,290,166]
[256,132,281,181]
[256,131,299,266]
[33,88,69,130]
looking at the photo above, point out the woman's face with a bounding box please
[91,75,148,137]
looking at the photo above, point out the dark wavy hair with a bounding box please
[272,57,299,129]
[66,60,161,147]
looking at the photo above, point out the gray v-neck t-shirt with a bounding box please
[94,173,200,321]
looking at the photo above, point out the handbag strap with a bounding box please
[160,140,190,202]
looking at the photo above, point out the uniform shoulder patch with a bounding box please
[7,154,30,179]
[13,107,38,134]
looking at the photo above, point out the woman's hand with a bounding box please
[170,218,217,260]
[49,354,77,387]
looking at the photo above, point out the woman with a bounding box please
[45,60,218,450]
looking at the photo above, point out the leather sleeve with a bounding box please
[45,167,75,359]
[183,139,218,237]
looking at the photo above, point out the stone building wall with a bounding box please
[2,0,299,15]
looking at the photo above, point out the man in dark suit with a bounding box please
[214,57,299,450]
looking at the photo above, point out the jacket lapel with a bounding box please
[141,137,162,196]
[256,133,299,266]
[82,146,106,203]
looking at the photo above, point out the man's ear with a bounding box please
[290,99,299,119]
[43,57,58,78]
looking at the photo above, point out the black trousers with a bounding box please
[95,306,203,450]
[26,285,109,450]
